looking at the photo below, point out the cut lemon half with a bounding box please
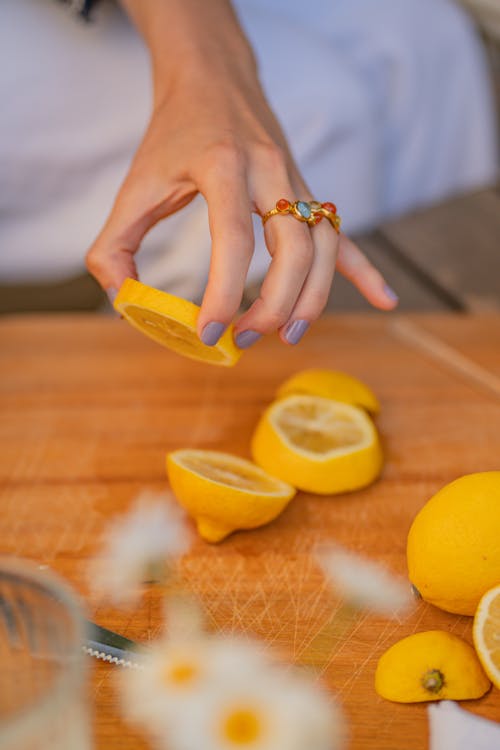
[473,584,500,688]
[166,449,296,543]
[251,395,383,495]
[114,279,241,367]
[375,630,491,703]
[276,369,380,414]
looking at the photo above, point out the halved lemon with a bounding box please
[114,279,241,366]
[375,630,491,703]
[473,584,500,688]
[276,369,380,414]
[166,449,296,543]
[251,394,383,495]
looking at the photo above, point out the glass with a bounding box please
[0,558,91,749]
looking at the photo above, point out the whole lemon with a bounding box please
[407,472,500,615]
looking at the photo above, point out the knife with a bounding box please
[84,620,145,669]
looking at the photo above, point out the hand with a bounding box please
[86,0,398,348]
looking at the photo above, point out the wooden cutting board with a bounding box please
[1,313,499,749]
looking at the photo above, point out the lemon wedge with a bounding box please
[166,449,296,543]
[276,369,380,414]
[473,583,500,689]
[251,394,383,495]
[114,279,241,366]
[375,631,491,703]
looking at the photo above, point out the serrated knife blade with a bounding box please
[84,621,144,669]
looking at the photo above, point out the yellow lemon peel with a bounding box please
[375,630,491,703]
[114,278,241,367]
[251,394,383,495]
[407,472,500,615]
[473,583,500,689]
[166,449,296,542]
[276,369,380,414]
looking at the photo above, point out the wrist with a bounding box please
[151,28,257,105]
[120,0,257,101]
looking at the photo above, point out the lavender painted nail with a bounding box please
[383,284,399,303]
[106,287,119,305]
[235,330,262,349]
[284,319,309,345]
[200,321,226,346]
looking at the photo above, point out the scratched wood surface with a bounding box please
[1,313,500,749]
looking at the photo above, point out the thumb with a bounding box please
[86,182,194,294]
[86,202,164,293]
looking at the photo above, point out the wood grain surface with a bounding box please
[1,313,500,749]
[379,188,500,312]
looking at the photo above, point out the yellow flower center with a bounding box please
[163,660,199,687]
[222,708,263,746]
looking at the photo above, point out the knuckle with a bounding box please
[226,222,253,252]
[85,245,104,275]
[357,265,382,287]
[302,287,330,319]
[253,141,288,174]
[204,286,241,321]
[203,140,246,174]
[291,242,314,270]
[260,298,291,329]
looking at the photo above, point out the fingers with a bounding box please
[277,218,338,344]
[86,172,195,294]
[196,151,255,343]
[233,211,314,345]
[336,234,399,310]
[233,153,316,346]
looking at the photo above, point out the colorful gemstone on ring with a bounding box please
[276,199,290,212]
[322,202,337,214]
[296,201,312,219]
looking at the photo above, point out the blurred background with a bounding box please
[0,0,499,316]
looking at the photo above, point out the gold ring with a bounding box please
[261,199,341,233]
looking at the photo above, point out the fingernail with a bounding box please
[106,287,119,304]
[235,330,262,349]
[383,284,399,303]
[284,319,309,345]
[200,321,226,346]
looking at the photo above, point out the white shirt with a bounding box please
[0,0,497,299]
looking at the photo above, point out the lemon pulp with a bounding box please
[473,583,500,688]
[167,449,296,543]
[114,278,241,367]
[251,395,383,495]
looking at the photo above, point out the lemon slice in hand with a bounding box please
[473,583,500,689]
[276,369,380,414]
[114,279,241,366]
[251,394,383,495]
[375,630,491,703]
[166,449,296,543]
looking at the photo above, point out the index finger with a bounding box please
[196,160,254,345]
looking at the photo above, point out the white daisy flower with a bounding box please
[316,543,415,617]
[119,634,213,734]
[119,632,272,742]
[89,491,191,606]
[119,625,345,750]
[168,664,346,750]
